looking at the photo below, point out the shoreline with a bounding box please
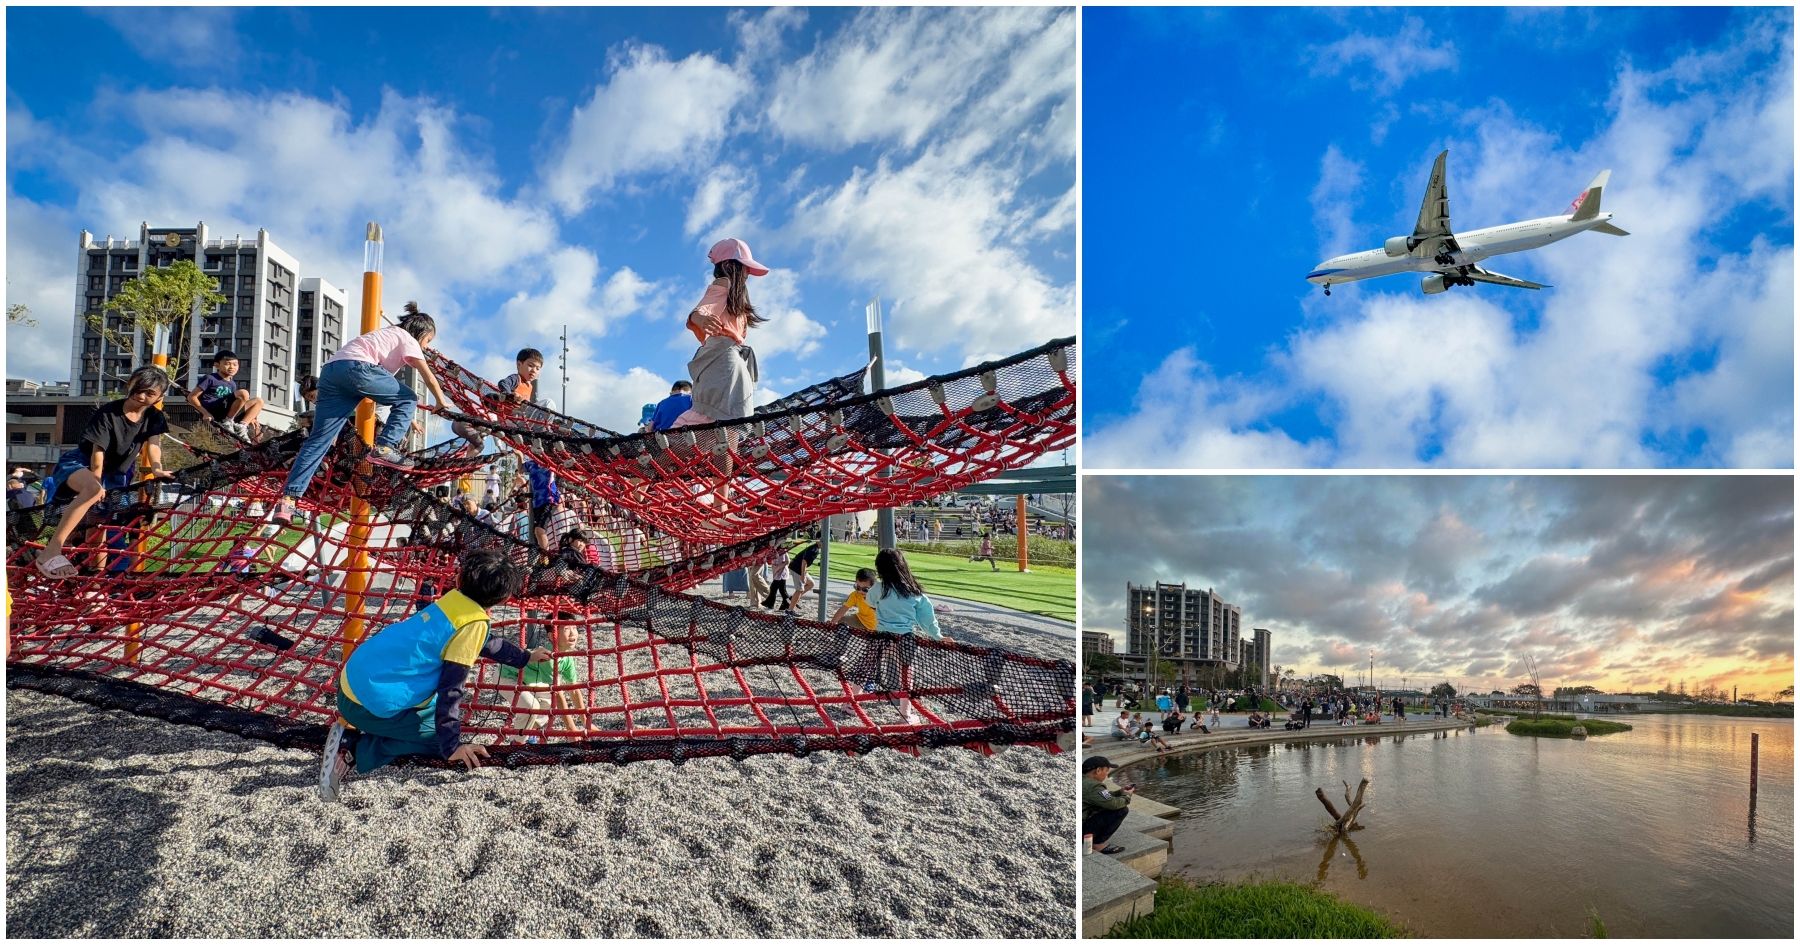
[1094,715,1477,771]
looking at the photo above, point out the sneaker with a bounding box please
[901,702,920,726]
[318,720,353,803]
[365,445,416,470]
[271,496,297,526]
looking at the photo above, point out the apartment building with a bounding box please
[1125,581,1242,665]
[296,277,348,389]
[71,223,304,427]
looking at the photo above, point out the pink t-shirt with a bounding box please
[327,326,425,375]
[686,279,747,345]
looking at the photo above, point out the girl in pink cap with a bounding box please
[671,238,769,428]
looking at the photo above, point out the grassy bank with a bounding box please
[1506,718,1634,738]
[1104,877,1405,939]
[824,543,1074,621]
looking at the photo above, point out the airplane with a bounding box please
[1306,150,1627,296]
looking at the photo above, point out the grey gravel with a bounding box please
[6,605,1076,938]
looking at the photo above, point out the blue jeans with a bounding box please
[283,359,416,499]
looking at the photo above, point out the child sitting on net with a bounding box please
[319,549,550,802]
[829,568,879,630]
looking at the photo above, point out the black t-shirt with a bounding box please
[788,543,820,573]
[77,400,169,477]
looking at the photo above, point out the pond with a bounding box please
[1123,714,1792,937]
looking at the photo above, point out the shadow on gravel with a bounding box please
[6,778,178,937]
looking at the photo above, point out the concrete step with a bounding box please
[1122,808,1173,842]
[1081,847,1157,937]
[1129,795,1181,819]
[1100,816,1168,879]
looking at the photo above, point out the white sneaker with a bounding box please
[901,702,920,726]
[318,720,352,803]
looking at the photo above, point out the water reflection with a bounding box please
[1317,833,1367,882]
[1127,715,1793,937]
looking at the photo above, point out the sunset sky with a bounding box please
[1084,476,1794,699]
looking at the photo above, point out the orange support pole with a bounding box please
[341,223,383,662]
[1016,493,1028,573]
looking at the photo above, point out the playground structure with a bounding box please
[6,227,1078,767]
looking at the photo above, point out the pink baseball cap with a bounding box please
[707,238,769,276]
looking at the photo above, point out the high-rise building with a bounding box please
[1082,631,1115,656]
[295,277,348,390]
[1125,581,1242,664]
[1252,628,1273,686]
[72,224,304,426]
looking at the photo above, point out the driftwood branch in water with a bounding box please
[1315,777,1370,833]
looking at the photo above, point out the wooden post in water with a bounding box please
[1751,732,1759,793]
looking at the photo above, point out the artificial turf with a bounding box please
[822,542,1074,622]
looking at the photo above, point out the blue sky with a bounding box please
[1085,7,1793,468]
[7,7,1075,433]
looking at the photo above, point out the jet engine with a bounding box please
[1422,274,1448,294]
[1384,236,1412,257]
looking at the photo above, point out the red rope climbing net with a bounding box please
[6,340,1077,765]
[431,337,1076,545]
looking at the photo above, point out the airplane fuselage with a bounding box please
[1306,212,1617,286]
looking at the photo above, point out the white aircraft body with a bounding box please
[1306,150,1628,295]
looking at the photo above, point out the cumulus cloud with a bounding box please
[92,8,244,70]
[1091,15,1794,468]
[1308,17,1458,95]
[543,45,749,215]
[775,7,1076,361]
[1084,476,1794,696]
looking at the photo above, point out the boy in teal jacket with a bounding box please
[319,549,549,801]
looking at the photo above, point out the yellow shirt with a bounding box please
[843,588,877,631]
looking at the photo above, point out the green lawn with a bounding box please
[1506,718,1634,738]
[823,543,1074,622]
[1104,877,1407,938]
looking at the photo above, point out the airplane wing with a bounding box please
[1459,266,1548,290]
[1411,150,1458,257]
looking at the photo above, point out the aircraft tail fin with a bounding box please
[1567,170,1610,222]
[1590,221,1629,236]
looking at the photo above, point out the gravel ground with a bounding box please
[6,607,1076,938]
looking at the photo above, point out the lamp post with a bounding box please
[867,298,895,550]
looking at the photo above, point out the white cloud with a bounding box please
[1311,144,1366,258]
[684,164,757,238]
[1084,349,1327,469]
[1096,16,1794,468]
[790,150,1075,359]
[543,45,749,214]
[766,7,1070,153]
[92,8,243,70]
[742,268,827,360]
[4,192,81,383]
[1308,17,1458,95]
[495,250,671,347]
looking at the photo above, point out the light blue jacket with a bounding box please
[871,584,943,640]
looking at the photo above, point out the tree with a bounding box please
[1554,685,1601,698]
[7,278,37,327]
[1085,652,1123,680]
[1430,682,1458,700]
[1147,657,1178,690]
[1315,673,1345,692]
[1779,685,1795,701]
[92,259,226,383]
[1510,683,1542,697]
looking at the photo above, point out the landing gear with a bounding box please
[1323,285,1331,296]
